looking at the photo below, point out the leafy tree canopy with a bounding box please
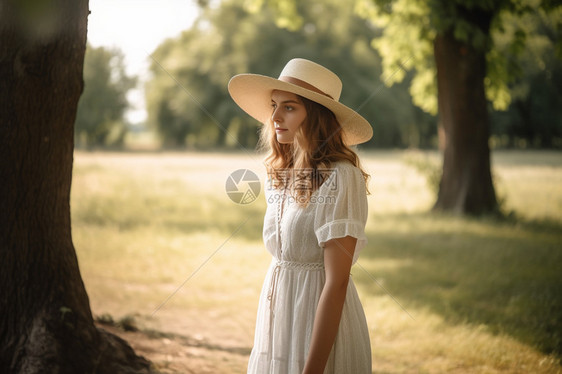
[353,0,561,114]
[252,0,561,147]
[145,0,437,149]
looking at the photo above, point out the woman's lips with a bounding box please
[275,128,288,133]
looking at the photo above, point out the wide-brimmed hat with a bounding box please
[228,58,373,145]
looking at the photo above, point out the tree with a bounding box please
[0,1,151,372]
[75,44,136,149]
[261,0,560,214]
[355,0,561,214]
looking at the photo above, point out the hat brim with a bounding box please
[228,74,373,146]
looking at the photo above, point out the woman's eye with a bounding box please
[285,106,293,111]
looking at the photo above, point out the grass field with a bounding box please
[71,150,562,373]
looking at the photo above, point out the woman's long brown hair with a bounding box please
[259,94,370,205]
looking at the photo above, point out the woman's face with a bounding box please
[270,90,307,144]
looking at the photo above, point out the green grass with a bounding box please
[71,150,562,373]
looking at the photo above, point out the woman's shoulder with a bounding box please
[329,160,363,179]
[315,160,364,195]
[330,160,356,170]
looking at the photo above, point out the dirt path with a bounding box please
[98,323,250,373]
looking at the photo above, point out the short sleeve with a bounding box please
[314,162,368,262]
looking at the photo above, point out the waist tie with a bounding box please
[267,260,324,312]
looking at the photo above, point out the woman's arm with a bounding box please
[302,235,357,374]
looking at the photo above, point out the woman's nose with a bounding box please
[272,107,282,124]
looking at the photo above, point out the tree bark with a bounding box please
[433,30,498,215]
[0,1,152,372]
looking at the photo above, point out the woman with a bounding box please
[228,58,373,374]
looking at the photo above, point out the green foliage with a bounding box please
[244,0,304,31]
[489,7,562,147]
[145,0,560,149]
[75,44,136,148]
[356,0,438,114]
[145,0,437,148]
[355,0,562,115]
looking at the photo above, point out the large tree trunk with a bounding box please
[0,1,151,372]
[433,30,498,215]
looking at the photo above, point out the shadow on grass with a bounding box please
[357,212,562,361]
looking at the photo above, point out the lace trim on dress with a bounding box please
[278,260,324,270]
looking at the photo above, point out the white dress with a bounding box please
[247,161,372,374]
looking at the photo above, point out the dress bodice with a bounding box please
[262,161,368,264]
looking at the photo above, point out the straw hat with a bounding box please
[228,58,373,145]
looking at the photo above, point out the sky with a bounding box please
[87,0,200,123]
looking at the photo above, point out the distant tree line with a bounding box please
[75,44,136,149]
[79,0,561,149]
[146,0,437,149]
[489,9,562,149]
